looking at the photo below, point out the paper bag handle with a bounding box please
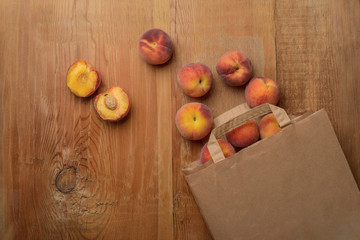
[207,103,291,163]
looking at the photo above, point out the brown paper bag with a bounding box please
[183,103,360,240]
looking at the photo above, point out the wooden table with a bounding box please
[1,0,359,239]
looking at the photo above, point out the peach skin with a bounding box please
[177,63,213,97]
[94,87,130,122]
[226,120,259,148]
[138,28,173,65]
[245,77,280,108]
[175,102,213,140]
[216,51,252,86]
[66,61,101,97]
[259,113,281,139]
[200,139,235,164]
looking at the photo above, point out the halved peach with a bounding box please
[138,28,173,65]
[66,61,101,97]
[94,87,130,121]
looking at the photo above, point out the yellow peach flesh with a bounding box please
[66,61,99,97]
[95,87,129,121]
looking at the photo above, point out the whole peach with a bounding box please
[226,120,259,148]
[177,63,213,97]
[245,77,280,108]
[138,28,173,65]
[216,51,252,86]
[259,113,281,139]
[200,139,235,164]
[175,102,213,140]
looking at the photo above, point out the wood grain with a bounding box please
[0,0,173,239]
[275,0,360,184]
[0,0,359,239]
[171,1,276,239]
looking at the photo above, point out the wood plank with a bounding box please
[275,0,360,184]
[1,0,359,239]
[0,0,173,239]
[171,1,276,239]
[153,0,174,239]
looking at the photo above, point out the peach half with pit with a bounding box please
[177,63,213,97]
[226,120,260,148]
[94,87,130,122]
[138,28,173,65]
[66,61,101,97]
[259,113,281,139]
[200,139,235,164]
[216,51,252,86]
[245,77,280,108]
[175,102,213,141]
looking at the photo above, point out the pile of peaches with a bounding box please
[66,28,282,164]
[176,60,281,164]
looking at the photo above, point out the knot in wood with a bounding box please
[55,167,77,193]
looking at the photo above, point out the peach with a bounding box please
[200,139,235,164]
[216,51,253,86]
[175,102,213,140]
[66,61,101,97]
[138,28,173,65]
[177,63,213,97]
[259,113,281,139]
[94,87,130,122]
[226,120,259,148]
[245,77,280,108]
